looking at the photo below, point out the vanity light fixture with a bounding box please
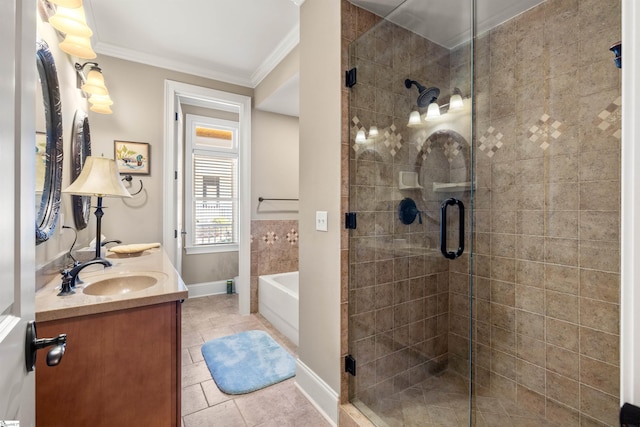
[407,110,422,127]
[88,94,114,114]
[76,62,115,115]
[49,5,92,37]
[449,88,464,111]
[425,101,441,120]
[76,62,108,95]
[49,0,82,8]
[63,156,131,264]
[89,104,113,115]
[355,129,367,144]
[59,34,96,59]
[369,126,379,137]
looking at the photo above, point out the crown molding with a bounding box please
[93,41,254,88]
[250,23,299,87]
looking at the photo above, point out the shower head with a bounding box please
[405,79,440,108]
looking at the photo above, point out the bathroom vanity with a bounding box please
[34,248,188,427]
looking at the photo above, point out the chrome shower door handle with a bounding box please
[440,198,465,259]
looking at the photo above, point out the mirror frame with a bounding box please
[71,110,92,230]
[35,39,63,244]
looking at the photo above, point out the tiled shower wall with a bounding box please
[469,1,621,425]
[341,0,622,426]
[250,220,299,313]
[345,10,460,405]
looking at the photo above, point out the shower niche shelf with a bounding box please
[433,181,474,192]
[398,171,423,190]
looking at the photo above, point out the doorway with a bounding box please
[163,80,252,315]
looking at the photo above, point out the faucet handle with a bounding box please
[58,270,75,296]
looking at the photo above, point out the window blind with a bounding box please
[192,154,237,245]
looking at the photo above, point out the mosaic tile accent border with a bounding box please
[250,220,299,313]
[351,117,404,157]
[594,96,622,139]
[478,126,504,157]
[527,113,564,150]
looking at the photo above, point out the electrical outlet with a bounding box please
[315,211,328,232]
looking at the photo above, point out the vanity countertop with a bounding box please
[35,247,188,322]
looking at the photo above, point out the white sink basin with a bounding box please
[82,272,166,296]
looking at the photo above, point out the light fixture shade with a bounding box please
[49,6,92,37]
[407,110,422,127]
[449,93,464,110]
[63,157,131,198]
[90,104,113,114]
[369,126,378,137]
[89,94,114,106]
[59,34,96,59]
[355,129,367,144]
[81,67,108,95]
[50,0,83,8]
[425,102,441,120]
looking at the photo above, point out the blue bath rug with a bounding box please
[201,330,296,395]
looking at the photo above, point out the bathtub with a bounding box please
[258,271,299,346]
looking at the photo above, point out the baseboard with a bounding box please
[186,280,230,298]
[295,359,338,426]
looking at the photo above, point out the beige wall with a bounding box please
[251,110,299,220]
[86,55,252,248]
[298,0,342,395]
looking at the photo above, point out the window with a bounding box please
[185,115,239,253]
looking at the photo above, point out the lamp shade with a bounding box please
[355,129,367,144]
[63,157,131,198]
[81,67,108,95]
[49,6,92,37]
[425,102,441,120]
[89,94,114,106]
[50,0,83,8]
[449,93,464,110]
[59,34,96,59]
[407,110,422,127]
[89,104,113,114]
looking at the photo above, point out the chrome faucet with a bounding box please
[58,259,111,296]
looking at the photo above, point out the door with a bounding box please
[346,1,475,425]
[0,0,37,424]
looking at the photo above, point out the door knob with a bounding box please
[25,320,67,372]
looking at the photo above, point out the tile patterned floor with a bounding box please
[181,294,331,427]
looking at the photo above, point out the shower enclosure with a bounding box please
[346,0,621,426]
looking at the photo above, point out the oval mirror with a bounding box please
[35,39,63,244]
[71,110,91,230]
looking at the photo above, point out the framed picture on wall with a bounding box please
[114,140,150,175]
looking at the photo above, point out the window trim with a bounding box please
[184,114,240,255]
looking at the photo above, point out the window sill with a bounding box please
[184,244,239,255]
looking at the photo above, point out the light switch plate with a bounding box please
[316,211,328,232]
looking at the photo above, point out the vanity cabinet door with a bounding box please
[35,302,181,427]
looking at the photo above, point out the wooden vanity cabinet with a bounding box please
[35,301,181,427]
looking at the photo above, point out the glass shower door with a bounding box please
[346,1,475,424]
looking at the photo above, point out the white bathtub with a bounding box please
[258,271,299,346]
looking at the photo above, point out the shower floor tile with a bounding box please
[356,370,558,426]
